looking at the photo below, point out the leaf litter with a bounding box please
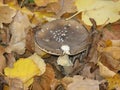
[0,0,120,90]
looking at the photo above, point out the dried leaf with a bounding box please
[99,52,120,73]
[26,28,35,53]
[106,74,120,90]
[32,64,55,90]
[75,0,120,25]
[4,53,15,68]
[111,40,120,47]
[34,0,58,6]
[5,11,31,54]
[75,0,97,12]
[0,45,6,73]
[55,0,76,17]
[4,53,46,88]
[4,78,24,90]
[103,46,120,60]
[0,5,16,28]
[98,61,116,78]
[67,75,99,90]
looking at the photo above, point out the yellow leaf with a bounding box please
[75,0,97,12]
[82,6,120,25]
[4,53,46,87]
[106,74,120,90]
[34,0,58,6]
[75,0,120,25]
[4,58,39,81]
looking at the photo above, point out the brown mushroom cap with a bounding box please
[35,19,91,55]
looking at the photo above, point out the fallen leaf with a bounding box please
[98,52,120,77]
[0,76,7,90]
[0,0,3,4]
[0,45,6,73]
[102,28,120,40]
[32,64,55,90]
[0,5,16,28]
[5,11,31,55]
[26,28,35,53]
[106,74,120,90]
[33,11,54,25]
[111,40,120,47]
[98,61,116,78]
[75,0,97,12]
[75,0,120,25]
[55,0,76,17]
[0,26,11,45]
[35,42,49,57]
[4,78,24,90]
[103,46,120,60]
[4,53,46,88]
[34,0,58,6]
[4,53,15,68]
[67,75,99,90]
[103,23,120,40]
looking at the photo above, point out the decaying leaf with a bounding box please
[4,53,46,88]
[67,75,99,90]
[55,0,76,17]
[98,61,116,78]
[0,5,16,28]
[103,46,120,60]
[98,51,120,77]
[4,78,24,90]
[0,45,6,73]
[111,40,120,47]
[34,0,58,6]
[32,64,55,90]
[5,11,31,55]
[75,0,120,25]
[106,74,120,90]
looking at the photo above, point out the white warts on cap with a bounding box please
[61,45,70,54]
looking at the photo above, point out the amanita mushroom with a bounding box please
[34,19,91,66]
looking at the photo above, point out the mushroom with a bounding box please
[34,19,91,66]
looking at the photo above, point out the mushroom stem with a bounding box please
[57,54,73,66]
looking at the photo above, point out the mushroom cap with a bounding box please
[35,19,91,55]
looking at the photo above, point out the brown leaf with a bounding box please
[26,28,35,53]
[0,45,6,73]
[45,0,77,18]
[0,26,10,45]
[0,6,16,28]
[4,53,15,68]
[32,64,55,90]
[56,0,76,17]
[67,75,99,90]
[100,53,120,74]
[103,23,120,40]
[5,11,31,55]
[5,77,24,90]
